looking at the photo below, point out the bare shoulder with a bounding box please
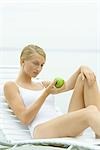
[4,81,17,90]
[4,81,19,97]
[41,80,51,88]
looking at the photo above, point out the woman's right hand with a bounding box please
[45,80,56,95]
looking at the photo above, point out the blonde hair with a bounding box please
[20,44,46,61]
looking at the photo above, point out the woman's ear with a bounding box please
[20,58,24,66]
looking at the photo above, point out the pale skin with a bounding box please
[4,51,100,139]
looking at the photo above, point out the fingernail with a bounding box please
[81,77,84,80]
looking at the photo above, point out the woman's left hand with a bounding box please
[80,65,96,86]
[50,82,65,94]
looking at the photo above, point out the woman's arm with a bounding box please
[42,66,81,94]
[61,65,96,93]
[64,66,81,91]
[44,66,96,94]
[4,81,55,125]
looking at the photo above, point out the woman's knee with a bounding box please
[86,105,98,113]
[85,105,98,120]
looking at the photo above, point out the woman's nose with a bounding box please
[36,65,42,71]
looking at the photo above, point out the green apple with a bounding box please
[55,77,64,88]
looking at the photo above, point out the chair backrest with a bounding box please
[0,96,32,143]
[0,66,19,84]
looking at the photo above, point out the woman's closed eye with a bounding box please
[32,61,44,68]
[32,61,39,66]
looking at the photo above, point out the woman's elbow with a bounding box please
[21,118,29,125]
[20,114,32,125]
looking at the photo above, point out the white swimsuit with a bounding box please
[17,81,63,138]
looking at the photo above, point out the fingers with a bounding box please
[45,80,56,94]
[49,80,56,87]
[81,73,85,81]
[86,72,96,86]
[81,68,96,86]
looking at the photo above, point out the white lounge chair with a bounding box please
[0,95,100,150]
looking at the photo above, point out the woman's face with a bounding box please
[22,52,45,78]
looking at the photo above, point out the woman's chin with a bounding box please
[32,74,38,78]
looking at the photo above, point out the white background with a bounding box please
[0,0,99,50]
[0,0,100,111]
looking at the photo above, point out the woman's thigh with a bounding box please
[33,108,89,139]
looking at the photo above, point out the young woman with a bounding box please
[4,44,100,139]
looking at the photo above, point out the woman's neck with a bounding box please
[16,71,33,85]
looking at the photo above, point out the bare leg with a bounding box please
[34,108,89,139]
[87,106,100,138]
[68,73,100,112]
[33,106,100,139]
[84,79,100,109]
[67,74,100,137]
[84,79,100,138]
[68,74,85,112]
